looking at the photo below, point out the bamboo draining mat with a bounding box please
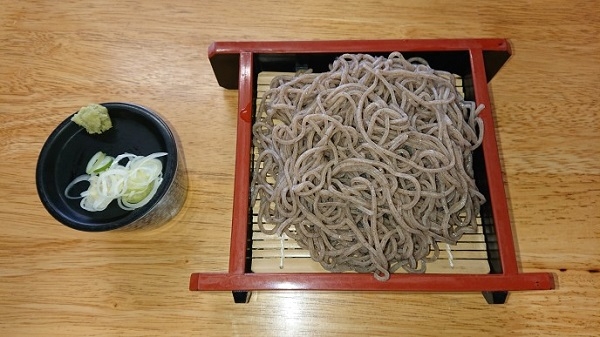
[250,71,490,275]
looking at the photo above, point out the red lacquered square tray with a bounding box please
[189,39,555,303]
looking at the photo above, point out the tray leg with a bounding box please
[482,290,508,304]
[232,290,252,303]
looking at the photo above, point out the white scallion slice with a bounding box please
[85,151,115,174]
[64,151,167,212]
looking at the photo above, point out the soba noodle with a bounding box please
[251,52,485,281]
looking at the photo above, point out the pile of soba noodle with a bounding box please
[251,52,485,281]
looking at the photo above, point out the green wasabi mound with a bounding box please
[71,103,112,134]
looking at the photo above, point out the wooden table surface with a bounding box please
[1,1,599,336]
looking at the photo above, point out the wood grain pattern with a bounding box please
[0,1,598,336]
